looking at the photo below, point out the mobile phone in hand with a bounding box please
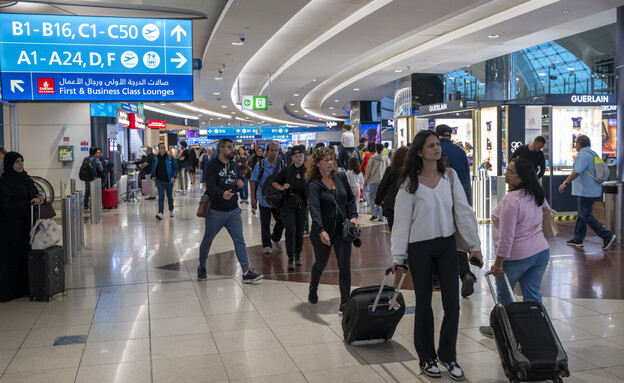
[469,257,483,268]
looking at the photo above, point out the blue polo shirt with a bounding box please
[250,158,283,208]
[572,147,602,198]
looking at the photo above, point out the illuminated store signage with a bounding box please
[546,94,615,106]
[148,120,166,129]
[129,113,145,129]
[418,100,464,115]
[0,14,192,101]
[117,109,129,127]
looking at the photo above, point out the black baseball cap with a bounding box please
[435,125,453,137]
[291,145,305,156]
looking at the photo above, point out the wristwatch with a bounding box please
[563,181,569,186]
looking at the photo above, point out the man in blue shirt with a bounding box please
[436,125,476,297]
[251,142,285,254]
[559,135,615,250]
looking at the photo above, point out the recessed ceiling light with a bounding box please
[231,112,236,114]
[332,113,336,115]
[210,118,214,120]
[290,103,295,106]
[231,41,243,46]
[334,99,339,102]
[295,110,299,112]
[213,92,220,95]
[353,88,359,91]
[221,105,227,108]
[312,79,317,82]
[217,118,222,120]
[214,77,222,80]
[198,114,202,116]
[562,9,569,14]
[488,34,500,39]
[245,117,249,119]
[160,102,166,105]
[329,107,334,110]
[304,115,308,117]
[293,93,299,97]
[394,69,403,73]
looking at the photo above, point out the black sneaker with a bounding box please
[461,273,475,298]
[242,268,263,284]
[338,302,346,317]
[566,239,584,248]
[197,266,207,281]
[603,234,616,250]
[295,255,303,266]
[420,359,442,378]
[440,360,465,381]
[287,258,295,271]
[308,285,318,304]
[479,325,494,338]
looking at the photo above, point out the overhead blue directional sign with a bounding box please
[0,14,192,102]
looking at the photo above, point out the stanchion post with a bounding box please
[74,191,84,249]
[62,196,72,264]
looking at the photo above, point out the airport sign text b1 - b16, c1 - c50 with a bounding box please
[0,13,193,102]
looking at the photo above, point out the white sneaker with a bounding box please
[155,212,163,220]
[169,211,174,217]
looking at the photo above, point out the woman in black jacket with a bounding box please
[375,146,408,231]
[0,152,44,302]
[306,147,359,316]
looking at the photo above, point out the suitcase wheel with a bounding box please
[48,297,52,302]
[518,368,527,380]
[62,291,68,296]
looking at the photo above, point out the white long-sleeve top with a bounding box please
[391,168,481,265]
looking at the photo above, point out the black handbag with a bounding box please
[326,177,360,243]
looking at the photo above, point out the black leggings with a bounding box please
[408,235,460,364]
[309,229,352,304]
[281,205,307,259]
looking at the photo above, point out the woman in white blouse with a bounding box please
[391,130,482,381]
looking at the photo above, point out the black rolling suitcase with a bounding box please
[485,271,569,383]
[342,265,408,344]
[28,206,66,301]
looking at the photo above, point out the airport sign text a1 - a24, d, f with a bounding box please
[0,13,193,102]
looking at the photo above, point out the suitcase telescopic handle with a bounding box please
[373,264,409,312]
[485,270,517,304]
[30,204,41,229]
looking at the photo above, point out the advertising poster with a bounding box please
[551,106,602,166]
[416,117,429,133]
[480,107,498,174]
[524,106,542,144]
[602,118,617,158]
[435,118,473,159]
[397,118,408,147]
[361,123,381,143]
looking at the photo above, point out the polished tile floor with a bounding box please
[1,184,623,382]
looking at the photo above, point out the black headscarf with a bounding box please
[0,151,37,191]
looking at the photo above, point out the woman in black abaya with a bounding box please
[0,152,44,302]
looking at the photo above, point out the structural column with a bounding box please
[617,6,624,181]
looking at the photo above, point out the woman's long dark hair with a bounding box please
[399,130,447,194]
[389,146,408,174]
[509,158,545,206]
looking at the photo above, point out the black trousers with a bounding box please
[408,235,460,364]
[433,251,472,280]
[309,229,352,304]
[281,205,307,259]
[259,205,284,248]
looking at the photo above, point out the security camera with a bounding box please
[239,34,246,42]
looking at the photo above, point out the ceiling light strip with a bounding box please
[319,0,559,104]
[173,103,232,119]
[145,104,200,120]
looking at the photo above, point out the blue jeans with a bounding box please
[368,183,383,219]
[156,180,174,214]
[239,178,249,201]
[199,207,249,273]
[496,248,550,304]
[573,196,612,241]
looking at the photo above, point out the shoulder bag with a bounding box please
[197,193,211,218]
[542,206,559,238]
[325,176,360,243]
[448,169,470,252]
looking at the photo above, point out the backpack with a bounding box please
[78,157,96,181]
[344,147,359,163]
[258,159,285,208]
[584,150,610,183]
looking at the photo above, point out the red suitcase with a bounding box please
[103,188,118,208]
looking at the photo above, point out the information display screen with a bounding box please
[551,106,602,166]
[0,14,193,101]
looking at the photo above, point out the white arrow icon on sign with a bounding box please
[171,52,187,68]
[171,25,187,42]
[10,80,25,93]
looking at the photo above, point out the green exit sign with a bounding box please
[242,95,268,110]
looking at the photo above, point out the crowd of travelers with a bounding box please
[0,122,616,381]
